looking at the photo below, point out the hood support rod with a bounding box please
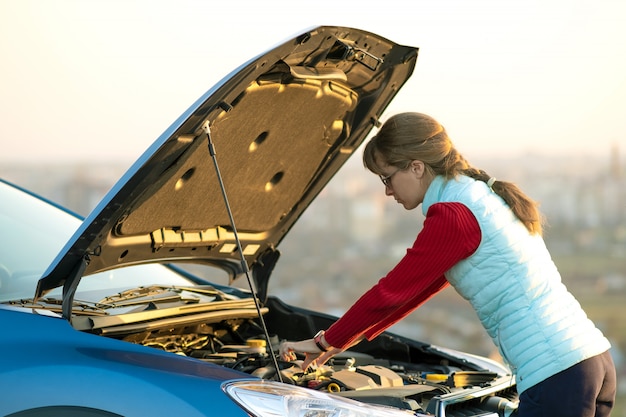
[203,120,284,383]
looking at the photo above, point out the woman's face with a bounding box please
[378,159,432,211]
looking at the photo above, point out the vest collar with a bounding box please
[422,175,447,216]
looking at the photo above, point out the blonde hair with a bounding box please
[363,112,543,235]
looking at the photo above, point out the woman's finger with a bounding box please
[301,352,321,370]
[279,341,294,361]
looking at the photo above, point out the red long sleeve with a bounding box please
[324,202,481,349]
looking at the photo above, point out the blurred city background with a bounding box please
[2,142,624,413]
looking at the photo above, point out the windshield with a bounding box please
[0,181,193,303]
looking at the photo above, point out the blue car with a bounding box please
[0,26,517,416]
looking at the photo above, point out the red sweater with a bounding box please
[324,202,482,350]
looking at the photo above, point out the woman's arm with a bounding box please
[324,202,481,349]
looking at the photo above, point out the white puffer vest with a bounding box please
[422,175,610,394]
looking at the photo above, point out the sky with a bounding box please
[1,0,625,164]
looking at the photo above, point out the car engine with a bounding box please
[115,303,518,416]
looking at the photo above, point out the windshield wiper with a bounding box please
[97,285,188,307]
[96,285,227,308]
[7,297,108,316]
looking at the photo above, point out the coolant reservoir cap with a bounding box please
[245,339,267,355]
[246,339,267,348]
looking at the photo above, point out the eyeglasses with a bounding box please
[379,167,403,188]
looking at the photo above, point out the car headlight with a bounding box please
[223,379,415,417]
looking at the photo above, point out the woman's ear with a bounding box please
[410,160,425,178]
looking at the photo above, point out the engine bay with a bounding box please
[104,293,517,416]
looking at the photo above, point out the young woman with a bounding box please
[279,112,616,416]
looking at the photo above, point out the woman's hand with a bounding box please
[279,339,343,370]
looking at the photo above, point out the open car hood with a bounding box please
[36,26,418,301]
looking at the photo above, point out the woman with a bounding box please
[279,112,616,416]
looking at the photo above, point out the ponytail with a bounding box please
[461,168,544,236]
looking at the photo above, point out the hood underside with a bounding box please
[36,26,418,300]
